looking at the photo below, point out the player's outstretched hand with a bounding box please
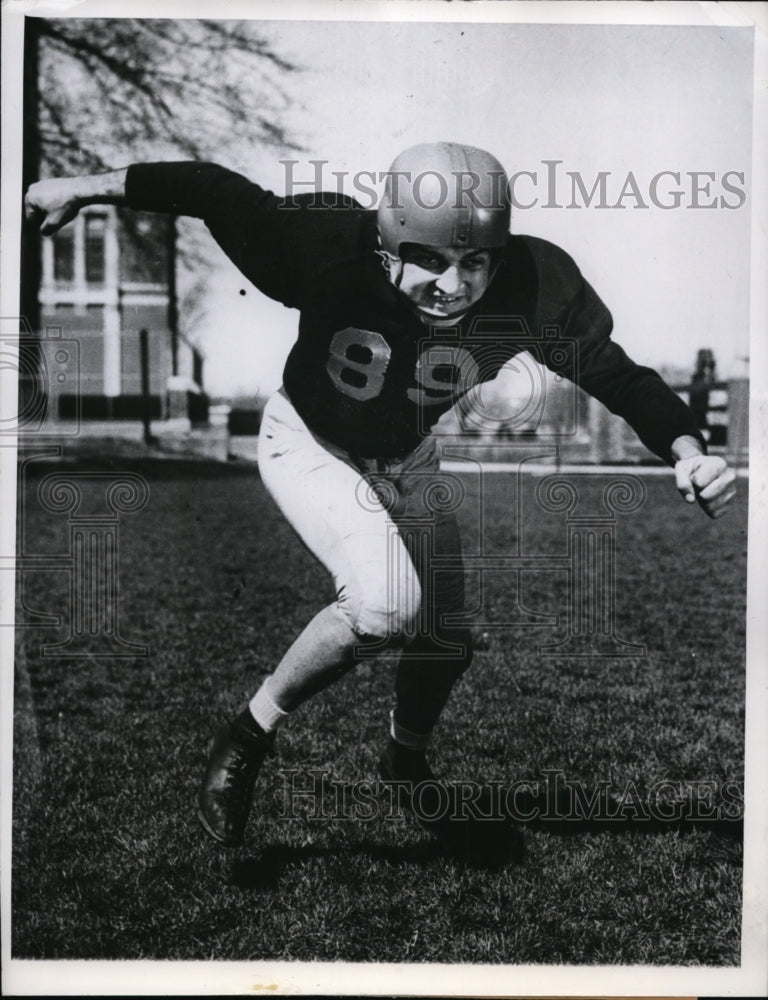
[25,169,128,235]
[24,178,86,235]
[674,454,736,519]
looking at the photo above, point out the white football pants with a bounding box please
[257,389,474,707]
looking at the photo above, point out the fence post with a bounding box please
[139,328,154,445]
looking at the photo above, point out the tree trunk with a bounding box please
[21,17,41,335]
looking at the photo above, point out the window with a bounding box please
[85,215,107,284]
[86,303,105,330]
[53,227,75,283]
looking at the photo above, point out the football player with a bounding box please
[25,143,737,857]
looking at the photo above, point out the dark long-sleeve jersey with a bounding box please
[126,161,705,460]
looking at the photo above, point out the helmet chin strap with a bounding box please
[376,248,404,289]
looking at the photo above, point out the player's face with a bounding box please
[396,245,492,321]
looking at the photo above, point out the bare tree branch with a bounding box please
[26,16,306,345]
[34,16,304,176]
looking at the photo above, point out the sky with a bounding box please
[188,17,755,398]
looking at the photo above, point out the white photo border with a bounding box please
[1,0,766,996]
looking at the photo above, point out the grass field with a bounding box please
[12,452,746,965]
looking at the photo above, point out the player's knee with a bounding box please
[337,571,422,642]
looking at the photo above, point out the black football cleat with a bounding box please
[198,709,275,847]
[378,737,525,868]
[379,737,435,787]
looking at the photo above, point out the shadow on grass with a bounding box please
[227,800,740,891]
[229,833,524,890]
[232,841,417,890]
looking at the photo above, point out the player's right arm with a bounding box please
[24,162,264,239]
[25,169,129,235]
[25,162,361,309]
[25,163,292,299]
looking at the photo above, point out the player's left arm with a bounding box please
[521,237,739,520]
[670,434,737,519]
[574,330,739,520]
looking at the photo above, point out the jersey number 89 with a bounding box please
[327,327,479,406]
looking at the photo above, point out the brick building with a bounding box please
[39,206,205,423]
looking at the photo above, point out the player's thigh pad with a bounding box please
[258,391,421,639]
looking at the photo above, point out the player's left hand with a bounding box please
[674,454,737,519]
